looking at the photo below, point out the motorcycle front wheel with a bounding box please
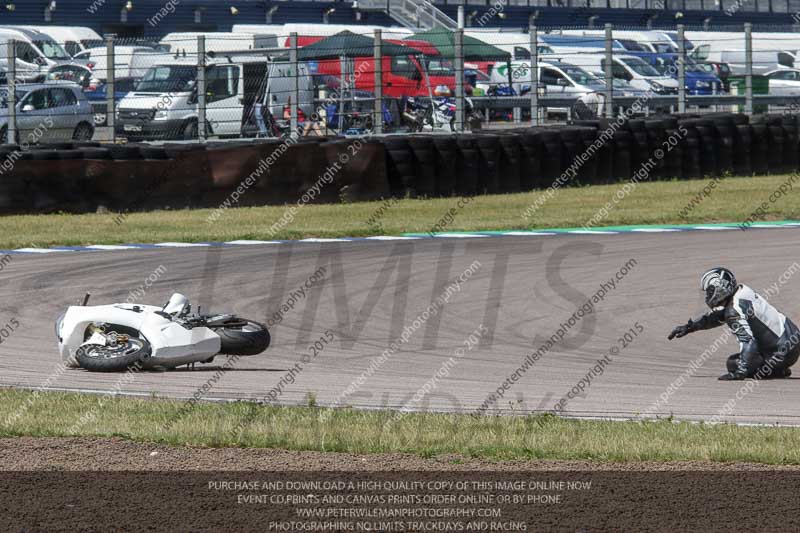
[209,317,270,356]
[75,336,151,372]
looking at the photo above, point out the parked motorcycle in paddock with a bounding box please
[56,293,270,372]
[401,96,481,132]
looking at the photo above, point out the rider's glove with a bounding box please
[667,319,695,340]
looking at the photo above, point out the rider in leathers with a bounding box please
[668,267,800,380]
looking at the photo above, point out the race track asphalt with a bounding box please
[1,227,799,425]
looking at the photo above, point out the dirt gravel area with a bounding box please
[1,436,800,472]
[1,437,800,532]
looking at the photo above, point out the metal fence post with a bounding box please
[744,23,753,116]
[530,23,539,127]
[289,32,299,138]
[6,39,16,144]
[455,28,464,131]
[677,24,686,114]
[197,35,207,140]
[373,29,383,135]
[604,23,614,119]
[105,34,116,142]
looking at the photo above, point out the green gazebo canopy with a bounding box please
[297,31,413,60]
[408,29,510,61]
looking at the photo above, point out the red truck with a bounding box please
[286,36,459,98]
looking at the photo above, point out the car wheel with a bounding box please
[72,123,94,141]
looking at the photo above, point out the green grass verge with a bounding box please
[2,389,800,464]
[1,174,798,249]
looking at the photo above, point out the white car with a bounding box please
[764,69,800,96]
[0,82,95,143]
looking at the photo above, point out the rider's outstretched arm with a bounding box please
[691,309,727,331]
[668,309,725,339]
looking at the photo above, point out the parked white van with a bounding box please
[687,31,800,74]
[719,49,794,75]
[0,27,72,81]
[558,29,678,53]
[484,59,606,116]
[465,30,553,60]
[115,57,312,140]
[560,53,679,93]
[159,32,279,57]
[72,46,171,81]
[7,26,102,56]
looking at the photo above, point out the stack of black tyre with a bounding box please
[661,117,683,179]
[407,136,437,198]
[528,129,563,183]
[432,136,458,197]
[496,133,522,193]
[2,112,798,215]
[0,144,26,209]
[383,137,416,197]
[518,130,545,190]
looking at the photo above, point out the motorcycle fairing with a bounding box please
[59,303,221,368]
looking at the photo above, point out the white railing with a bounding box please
[358,0,457,30]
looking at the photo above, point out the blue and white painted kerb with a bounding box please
[4,221,800,254]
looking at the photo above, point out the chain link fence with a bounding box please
[2,24,800,143]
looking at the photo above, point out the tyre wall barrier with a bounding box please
[497,134,522,194]
[455,135,480,196]
[518,131,544,190]
[328,138,390,202]
[432,136,458,197]
[533,129,563,183]
[408,136,438,198]
[0,112,797,215]
[383,137,415,197]
[474,134,501,195]
[782,116,799,172]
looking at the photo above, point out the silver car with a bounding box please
[0,82,94,143]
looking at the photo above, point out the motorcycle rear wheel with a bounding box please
[75,336,151,372]
[209,317,270,356]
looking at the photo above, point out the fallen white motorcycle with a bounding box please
[56,293,270,372]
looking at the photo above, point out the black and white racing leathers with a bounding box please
[689,284,800,378]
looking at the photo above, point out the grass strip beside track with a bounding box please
[2,389,800,464]
[0,174,799,249]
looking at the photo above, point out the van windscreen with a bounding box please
[620,57,661,77]
[426,58,454,75]
[136,65,196,92]
[33,40,70,60]
[560,65,603,86]
[617,40,649,52]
